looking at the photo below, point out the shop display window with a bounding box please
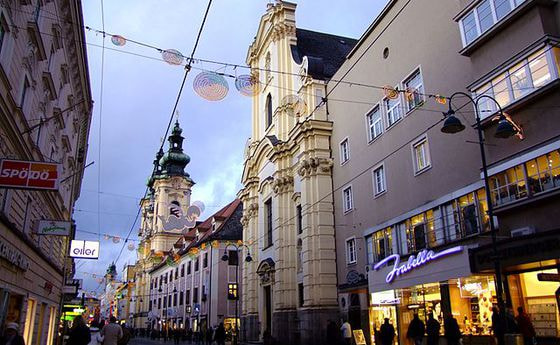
[490,165,527,206]
[450,276,496,335]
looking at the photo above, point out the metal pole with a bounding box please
[234,247,239,345]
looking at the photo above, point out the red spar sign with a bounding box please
[0,159,61,190]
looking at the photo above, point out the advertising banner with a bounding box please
[36,220,72,236]
[0,159,61,190]
[69,240,99,259]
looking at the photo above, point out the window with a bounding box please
[179,291,184,305]
[20,77,30,109]
[193,288,199,303]
[169,270,173,281]
[373,227,393,261]
[149,300,152,310]
[490,165,527,205]
[187,261,192,275]
[526,151,560,195]
[340,138,350,164]
[228,250,238,266]
[296,204,302,234]
[366,237,374,265]
[342,186,353,213]
[186,290,190,305]
[373,165,386,196]
[298,283,304,307]
[203,252,208,268]
[163,296,167,308]
[384,96,401,127]
[404,69,425,111]
[60,65,69,85]
[266,93,273,128]
[264,198,273,247]
[315,88,324,108]
[228,283,238,300]
[0,15,7,54]
[194,257,199,272]
[180,265,184,277]
[412,137,431,173]
[366,106,383,141]
[173,293,177,306]
[459,0,527,47]
[346,238,357,264]
[168,295,172,307]
[158,298,161,309]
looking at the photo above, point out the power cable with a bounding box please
[96,0,107,242]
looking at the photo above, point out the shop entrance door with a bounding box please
[264,286,272,334]
[349,294,362,330]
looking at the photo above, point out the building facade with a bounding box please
[0,1,92,345]
[329,0,560,344]
[148,199,243,337]
[239,2,357,344]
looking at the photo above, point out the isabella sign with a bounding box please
[0,159,61,190]
[373,246,464,283]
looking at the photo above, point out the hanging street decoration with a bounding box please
[435,95,447,104]
[235,75,260,96]
[383,85,399,100]
[281,94,307,117]
[112,236,121,244]
[162,49,185,65]
[193,72,229,101]
[127,242,135,251]
[111,35,127,46]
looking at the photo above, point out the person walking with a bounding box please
[214,323,225,345]
[444,315,461,345]
[407,314,425,345]
[205,326,214,345]
[88,322,104,345]
[0,323,25,345]
[340,319,352,345]
[68,316,91,345]
[426,313,440,345]
[516,307,536,345]
[101,317,123,345]
[380,318,396,345]
[326,320,339,345]
[492,307,506,345]
[174,328,181,345]
[117,323,131,345]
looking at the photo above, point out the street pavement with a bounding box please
[129,336,238,345]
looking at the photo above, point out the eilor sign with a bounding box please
[373,246,463,283]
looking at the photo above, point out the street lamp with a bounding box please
[221,243,252,345]
[440,92,520,339]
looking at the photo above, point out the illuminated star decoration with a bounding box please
[162,49,185,66]
[193,72,229,101]
[235,75,261,96]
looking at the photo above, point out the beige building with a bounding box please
[238,2,357,344]
[329,0,560,344]
[0,0,92,344]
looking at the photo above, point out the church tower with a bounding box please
[132,120,194,329]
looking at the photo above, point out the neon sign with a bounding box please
[373,246,463,283]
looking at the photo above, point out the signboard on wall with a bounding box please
[353,330,367,345]
[36,220,72,236]
[69,240,99,259]
[0,159,61,190]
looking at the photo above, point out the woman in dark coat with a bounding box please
[68,316,91,345]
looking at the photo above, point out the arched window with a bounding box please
[297,238,303,273]
[266,93,273,128]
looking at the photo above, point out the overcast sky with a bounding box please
[74,0,386,294]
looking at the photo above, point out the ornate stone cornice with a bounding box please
[297,157,333,177]
[271,22,296,42]
[272,174,294,194]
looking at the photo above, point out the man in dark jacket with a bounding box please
[380,318,396,345]
[214,324,225,345]
[444,315,461,345]
[0,323,25,345]
[516,307,536,345]
[426,313,440,345]
[407,314,425,345]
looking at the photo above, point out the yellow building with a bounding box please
[239,2,357,344]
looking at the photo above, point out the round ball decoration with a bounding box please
[435,95,447,105]
[193,72,229,101]
[162,49,184,65]
[103,234,110,241]
[281,94,307,117]
[112,236,120,244]
[383,85,399,100]
[235,75,260,96]
[111,35,126,47]
[127,243,135,251]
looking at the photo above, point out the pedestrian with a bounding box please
[380,318,396,345]
[88,322,104,345]
[444,315,461,345]
[117,323,131,345]
[214,323,225,345]
[407,314,425,345]
[326,320,339,345]
[426,313,440,345]
[206,326,214,345]
[340,319,352,345]
[492,307,506,345]
[174,328,181,345]
[0,322,25,345]
[101,316,123,345]
[516,307,535,345]
[67,316,91,345]
[505,308,519,334]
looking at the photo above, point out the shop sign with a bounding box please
[69,240,99,259]
[63,285,78,294]
[353,330,367,345]
[537,273,560,282]
[0,159,61,190]
[370,290,400,305]
[36,220,71,236]
[373,246,463,284]
[0,238,30,271]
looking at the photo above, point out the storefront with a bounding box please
[368,245,499,345]
[471,230,560,343]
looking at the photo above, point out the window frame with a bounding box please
[402,67,425,112]
[265,93,273,129]
[296,204,303,235]
[372,163,387,197]
[264,197,273,248]
[345,237,357,265]
[339,137,350,165]
[383,90,402,128]
[342,185,354,214]
[412,135,432,175]
[365,104,383,142]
